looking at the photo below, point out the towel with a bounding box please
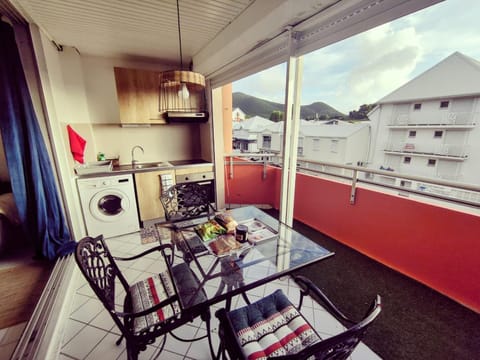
[67,125,86,164]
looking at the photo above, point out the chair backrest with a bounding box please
[75,235,129,333]
[160,182,213,222]
[290,295,382,360]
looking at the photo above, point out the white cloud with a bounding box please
[342,24,422,108]
[232,0,480,115]
[233,64,286,103]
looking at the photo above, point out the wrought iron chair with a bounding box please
[75,235,214,360]
[160,182,215,224]
[215,275,382,360]
[160,182,216,263]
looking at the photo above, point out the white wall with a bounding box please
[30,24,86,239]
[461,98,480,184]
[90,123,202,165]
[369,104,394,169]
[344,126,370,165]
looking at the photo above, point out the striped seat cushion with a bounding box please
[226,289,320,360]
[129,271,180,334]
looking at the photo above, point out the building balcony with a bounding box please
[388,111,478,128]
[224,155,480,312]
[384,142,469,159]
[9,156,480,360]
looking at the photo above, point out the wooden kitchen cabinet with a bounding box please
[134,169,175,222]
[114,67,167,124]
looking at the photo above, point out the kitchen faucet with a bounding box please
[131,145,144,166]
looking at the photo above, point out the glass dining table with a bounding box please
[157,205,335,312]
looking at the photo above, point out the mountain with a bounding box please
[232,92,346,120]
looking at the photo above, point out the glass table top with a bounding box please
[158,206,334,309]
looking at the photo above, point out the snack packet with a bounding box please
[194,219,226,241]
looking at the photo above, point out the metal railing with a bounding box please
[389,111,478,126]
[384,142,469,158]
[226,152,280,180]
[225,153,480,208]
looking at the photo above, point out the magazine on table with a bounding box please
[237,218,278,244]
[181,231,209,254]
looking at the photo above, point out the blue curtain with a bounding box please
[0,21,75,260]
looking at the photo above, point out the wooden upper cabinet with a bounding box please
[114,67,167,124]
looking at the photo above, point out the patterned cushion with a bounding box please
[227,289,320,360]
[129,271,180,334]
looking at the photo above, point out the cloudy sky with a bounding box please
[233,0,480,114]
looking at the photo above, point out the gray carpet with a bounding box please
[263,209,480,360]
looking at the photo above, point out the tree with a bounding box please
[348,104,376,120]
[269,110,284,122]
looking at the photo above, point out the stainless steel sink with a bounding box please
[132,161,172,169]
[112,161,173,172]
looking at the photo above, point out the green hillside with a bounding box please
[233,92,346,120]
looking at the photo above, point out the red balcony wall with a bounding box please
[293,173,480,313]
[224,164,480,312]
[224,160,280,206]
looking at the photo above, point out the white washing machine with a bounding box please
[77,174,140,238]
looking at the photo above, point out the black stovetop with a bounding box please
[169,159,211,166]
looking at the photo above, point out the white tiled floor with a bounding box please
[0,322,27,360]
[57,231,382,360]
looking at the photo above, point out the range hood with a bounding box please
[166,111,209,123]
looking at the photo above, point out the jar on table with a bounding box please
[235,224,248,243]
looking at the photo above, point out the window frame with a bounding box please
[330,139,339,153]
[433,130,443,138]
[262,135,272,149]
[439,100,449,109]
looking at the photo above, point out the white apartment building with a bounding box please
[260,119,371,175]
[368,52,480,201]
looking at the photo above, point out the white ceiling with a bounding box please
[4,0,443,81]
[9,0,253,64]
[8,0,349,65]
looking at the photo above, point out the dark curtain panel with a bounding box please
[0,21,74,260]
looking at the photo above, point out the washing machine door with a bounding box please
[89,189,130,222]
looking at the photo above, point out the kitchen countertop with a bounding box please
[76,159,213,178]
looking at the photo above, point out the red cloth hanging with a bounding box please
[67,125,86,164]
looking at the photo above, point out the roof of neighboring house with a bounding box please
[233,116,274,132]
[233,133,258,141]
[378,52,480,104]
[264,121,283,133]
[300,121,370,138]
[264,119,328,133]
[262,119,369,138]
